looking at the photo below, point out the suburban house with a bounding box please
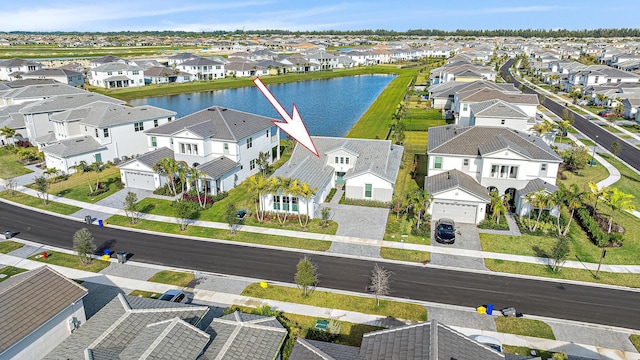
[453,87,538,129]
[289,319,505,360]
[466,99,536,132]
[177,57,226,80]
[426,125,562,223]
[224,61,268,77]
[144,66,195,84]
[0,104,29,144]
[40,101,176,174]
[88,62,145,88]
[0,266,88,360]
[89,55,126,68]
[19,92,124,145]
[428,80,518,112]
[0,58,43,81]
[46,294,287,360]
[0,82,86,106]
[21,68,84,87]
[120,106,280,193]
[263,137,403,219]
[429,61,497,85]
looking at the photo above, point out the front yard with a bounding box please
[29,250,111,272]
[0,147,34,179]
[39,165,123,203]
[0,190,82,215]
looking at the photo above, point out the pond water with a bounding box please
[128,74,395,137]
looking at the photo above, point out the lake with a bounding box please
[128,74,395,137]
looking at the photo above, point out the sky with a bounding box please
[1,0,638,33]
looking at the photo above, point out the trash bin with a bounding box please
[104,249,110,256]
[4,230,11,239]
[486,303,494,315]
[501,307,517,317]
[117,251,127,264]
[98,219,103,227]
[85,215,92,225]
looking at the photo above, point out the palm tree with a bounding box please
[247,174,269,221]
[596,93,608,107]
[175,160,189,197]
[187,167,207,209]
[614,101,624,116]
[560,183,584,236]
[72,161,93,192]
[554,120,572,144]
[268,177,285,224]
[489,192,509,225]
[523,192,537,223]
[153,158,180,196]
[548,188,566,236]
[276,176,293,224]
[43,167,60,179]
[300,182,318,228]
[530,190,550,231]
[0,126,20,145]
[288,179,304,226]
[588,181,607,215]
[603,188,635,233]
[533,120,554,136]
[92,161,105,190]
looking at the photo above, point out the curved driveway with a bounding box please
[3,202,640,330]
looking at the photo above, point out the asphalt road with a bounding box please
[2,202,640,330]
[500,59,640,172]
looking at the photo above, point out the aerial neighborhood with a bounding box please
[1,29,640,360]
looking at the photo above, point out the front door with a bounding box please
[336,172,346,186]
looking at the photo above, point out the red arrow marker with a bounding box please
[253,77,319,157]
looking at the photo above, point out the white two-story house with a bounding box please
[89,63,145,89]
[426,125,562,224]
[119,106,280,193]
[40,101,176,173]
[0,58,43,81]
[177,57,225,81]
[453,87,538,125]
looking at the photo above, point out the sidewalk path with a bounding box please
[1,250,638,360]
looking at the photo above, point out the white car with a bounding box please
[469,335,503,353]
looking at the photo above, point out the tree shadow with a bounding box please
[531,245,549,259]
[95,238,117,255]
[574,255,597,278]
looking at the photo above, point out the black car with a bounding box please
[435,218,456,244]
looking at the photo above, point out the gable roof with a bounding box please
[23,68,82,77]
[20,93,124,115]
[0,266,87,355]
[46,294,209,359]
[92,62,142,72]
[196,156,239,179]
[428,125,562,162]
[1,83,86,101]
[51,101,175,128]
[118,146,174,169]
[40,135,107,158]
[145,106,275,142]
[290,338,366,360]
[518,178,559,197]
[469,99,530,119]
[459,88,538,105]
[200,311,287,360]
[426,169,490,201]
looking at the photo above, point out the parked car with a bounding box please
[435,218,456,244]
[469,335,503,353]
[598,110,611,116]
[158,289,191,304]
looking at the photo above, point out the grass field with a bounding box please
[495,317,555,340]
[560,158,609,189]
[379,247,430,263]
[0,240,24,253]
[29,251,110,272]
[38,166,123,203]
[403,131,428,154]
[147,270,194,287]
[599,153,640,210]
[630,334,640,352]
[0,45,203,59]
[241,283,429,322]
[0,190,82,215]
[0,147,33,179]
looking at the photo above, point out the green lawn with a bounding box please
[403,131,428,155]
[553,137,575,146]
[579,138,596,146]
[495,317,555,340]
[29,251,111,272]
[560,159,610,190]
[380,247,430,263]
[0,147,34,179]
[242,283,429,322]
[0,266,27,282]
[147,270,194,287]
[599,153,640,210]
[0,45,203,59]
[630,334,640,352]
[38,166,123,203]
[503,346,555,359]
[106,215,332,251]
[0,240,24,253]
[285,313,383,347]
[0,190,82,215]
[129,290,162,299]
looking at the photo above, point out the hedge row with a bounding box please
[575,207,623,246]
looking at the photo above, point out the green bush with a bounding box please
[339,197,391,208]
[324,188,337,203]
[575,207,620,245]
[478,218,509,230]
[305,328,339,342]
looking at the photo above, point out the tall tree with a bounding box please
[92,161,106,190]
[256,151,271,177]
[33,175,50,205]
[0,126,20,145]
[369,264,392,307]
[72,160,94,192]
[299,182,318,228]
[550,237,570,272]
[588,182,608,215]
[554,120,572,144]
[560,183,584,236]
[294,256,318,297]
[489,192,509,224]
[123,191,140,224]
[610,140,621,157]
[530,191,550,231]
[225,201,239,234]
[73,228,96,266]
[247,174,268,221]
[173,200,193,231]
[603,188,635,234]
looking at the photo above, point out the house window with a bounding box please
[273,195,280,210]
[434,157,442,169]
[345,157,349,165]
[180,143,198,155]
[292,197,298,212]
[118,71,123,75]
[224,143,229,151]
[250,159,256,170]
[154,119,159,127]
[463,159,469,166]
[335,156,339,164]
[282,196,290,211]
[132,70,139,75]
[540,163,548,176]
[500,166,508,178]
[340,157,344,164]
[509,166,518,179]
[107,71,112,75]
[95,153,102,163]
[501,119,506,125]
[247,137,253,148]
[365,184,372,198]
[103,128,109,138]
[266,129,269,137]
[95,128,99,137]
[491,165,499,177]
[463,104,468,111]
[134,122,144,132]
[151,137,157,147]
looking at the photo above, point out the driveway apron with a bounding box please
[430,222,488,271]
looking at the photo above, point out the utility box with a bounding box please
[501,307,516,317]
[117,251,127,264]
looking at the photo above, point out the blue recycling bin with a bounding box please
[486,303,494,315]
[103,249,110,256]
[98,219,103,227]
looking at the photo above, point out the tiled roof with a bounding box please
[21,93,124,115]
[428,125,562,162]
[518,178,558,196]
[426,169,490,201]
[145,106,275,142]
[51,101,175,128]
[0,58,41,67]
[40,135,107,158]
[0,266,87,355]
[118,147,174,169]
[45,294,209,360]
[290,338,366,360]
[180,57,225,66]
[469,99,529,119]
[200,311,287,360]
[459,88,539,105]
[92,62,142,72]
[144,66,191,77]
[24,68,82,77]
[197,156,239,179]
[1,83,85,101]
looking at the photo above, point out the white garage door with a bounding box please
[125,171,155,190]
[432,202,478,224]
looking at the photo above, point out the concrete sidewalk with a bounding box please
[1,249,638,360]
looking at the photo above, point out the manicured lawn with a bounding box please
[599,153,640,210]
[380,247,430,263]
[403,131,428,154]
[503,346,555,359]
[630,334,640,352]
[600,124,622,133]
[29,251,111,272]
[495,317,555,340]
[560,160,609,190]
[0,240,24,253]
[485,259,640,288]
[384,214,429,244]
[553,137,575,145]
[40,166,123,203]
[242,283,429,322]
[0,266,27,282]
[0,147,33,179]
[147,270,194,287]
[106,215,332,251]
[129,290,162,299]
[285,312,383,347]
[0,190,82,215]
[579,138,595,146]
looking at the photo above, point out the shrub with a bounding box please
[87,186,109,197]
[340,197,391,208]
[305,328,339,342]
[153,183,173,196]
[182,192,214,205]
[575,207,620,246]
[324,188,337,203]
[478,218,509,230]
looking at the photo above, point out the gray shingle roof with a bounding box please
[459,88,538,105]
[290,338,366,360]
[21,93,124,115]
[428,125,562,162]
[272,136,403,190]
[0,266,87,355]
[45,294,209,360]
[0,58,42,67]
[469,99,530,119]
[40,135,106,158]
[1,83,86,101]
[24,68,82,77]
[518,178,559,197]
[92,62,142,72]
[145,106,275,142]
[180,57,225,66]
[118,147,174,169]
[200,311,287,360]
[197,156,239,179]
[51,101,175,128]
[426,169,490,201]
